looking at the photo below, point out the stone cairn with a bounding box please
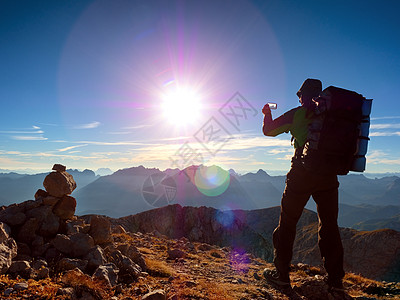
[0,164,145,293]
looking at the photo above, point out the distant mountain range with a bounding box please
[0,169,98,206]
[1,165,399,231]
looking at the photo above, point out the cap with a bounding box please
[297,79,322,98]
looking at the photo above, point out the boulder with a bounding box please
[0,238,17,274]
[57,258,88,272]
[44,247,63,262]
[89,216,112,245]
[66,219,85,235]
[112,225,126,234]
[70,233,95,257]
[84,245,107,270]
[108,250,141,283]
[0,222,11,243]
[16,242,31,261]
[32,242,50,258]
[8,260,32,279]
[92,263,119,287]
[52,164,66,172]
[26,206,60,237]
[51,234,73,255]
[0,205,26,226]
[39,211,60,237]
[43,170,76,197]
[53,195,76,220]
[121,245,147,271]
[17,218,39,244]
[34,189,49,200]
[42,196,59,206]
[32,236,44,248]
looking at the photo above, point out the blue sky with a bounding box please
[1,0,399,174]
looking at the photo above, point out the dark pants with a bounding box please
[273,161,345,281]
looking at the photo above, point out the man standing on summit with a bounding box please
[262,79,345,291]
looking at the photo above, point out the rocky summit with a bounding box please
[0,164,398,299]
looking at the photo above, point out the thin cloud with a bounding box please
[106,131,131,135]
[11,136,48,141]
[370,123,400,129]
[367,150,400,165]
[268,148,293,155]
[58,144,88,152]
[32,125,41,129]
[122,124,154,130]
[0,130,44,134]
[370,116,400,121]
[370,132,400,136]
[74,121,101,129]
[72,141,145,146]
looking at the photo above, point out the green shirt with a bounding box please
[263,106,314,149]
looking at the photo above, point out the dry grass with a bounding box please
[112,232,135,243]
[0,275,64,299]
[137,247,154,255]
[145,258,176,277]
[173,280,237,300]
[344,272,383,286]
[60,269,112,299]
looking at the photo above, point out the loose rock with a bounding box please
[53,195,76,220]
[34,189,49,200]
[89,215,112,245]
[70,232,95,257]
[8,260,32,278]
[92,263,119,287]
[43,170,76,197]
[142,289,167,300]
[51,234,73,255]
[167,248,186,260]
[52,164,66,172]
[0,222,11,243]
[13,282,28,291]
[0,238,17,274]
[85,245,107,270]
[57,258,88,272]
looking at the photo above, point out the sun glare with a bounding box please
[161,87,202,126]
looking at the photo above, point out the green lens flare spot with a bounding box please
[194,165,230,197]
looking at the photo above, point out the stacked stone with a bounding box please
[0,164,78,278]
[0,164,145,289]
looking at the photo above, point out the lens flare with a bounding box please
[215,209,235,228]
[194,165,230,196]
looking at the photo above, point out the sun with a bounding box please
[161,87,202,126]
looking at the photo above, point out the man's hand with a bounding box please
[262,104,271,115]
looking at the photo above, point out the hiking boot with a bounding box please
[327,278,345,293]
[263,268,290,288]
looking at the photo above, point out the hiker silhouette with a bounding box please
[262,79,345,292]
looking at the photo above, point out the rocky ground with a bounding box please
[0,165,398,299]
[0,229,399,299]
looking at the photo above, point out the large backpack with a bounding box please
[302,86,372,175]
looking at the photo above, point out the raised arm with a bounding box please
[262,105,296,136]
